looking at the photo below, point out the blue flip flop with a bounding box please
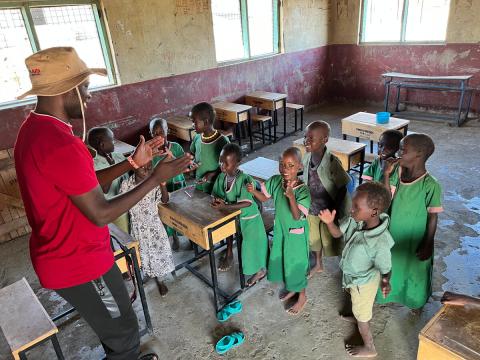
[216,300,242,322]
[215,331,245,355]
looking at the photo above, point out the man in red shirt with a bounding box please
[15,47,193,360]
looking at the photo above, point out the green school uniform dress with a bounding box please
[376,172,443,309]
[361,158,400,195]
[190,134,229,194]
[152,142,187,192]
[262,175,311,292]
[212,171,268,275]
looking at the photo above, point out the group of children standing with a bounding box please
[88,102,442,358]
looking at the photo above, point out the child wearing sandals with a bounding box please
[319,182,393,357]
[211,143,268,286]
[247,147,311,315]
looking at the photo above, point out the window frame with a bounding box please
[214,0,280,65]
[0,0,116,108]
[359,0,450,45]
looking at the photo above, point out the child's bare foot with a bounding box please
[157,280,168,297]
[246,270,267,287]
[345,344,377,358]
[218,253,233,271]
[171,234,180,251]
[279,290,296,302]
[308,263,324,279]
[287,294,307,315]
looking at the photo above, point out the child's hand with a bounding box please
[416,241,433,261]
[211,198,226,209]
[318,209,336,224]
[381,278,391,298]
[160,181,167,187]
[382,157,399,175]
[246,182,255,193]
[283,180,296,199]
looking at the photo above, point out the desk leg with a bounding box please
[359,149,365,185]
[356,137,359,143]
[370,140,373,153]
[402,125,408,136]
[235,217,245,289]
[456,80,466,127]
[283,100,287,136]
[131,249,153,333]
[247,111,253,151]
[273,109,277,143]
[236,122,242,146]
[343,134,347,140]
[300,108,304,131]
[207,230,220,313]
[384,79,391,112]
[465,90,473,124]
[395,85,401,112]
[294,108,298,132]
[51,335,65,360]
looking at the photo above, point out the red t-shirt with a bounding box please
[14,112,113,289]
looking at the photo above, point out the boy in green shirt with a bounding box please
[319,182,393,358]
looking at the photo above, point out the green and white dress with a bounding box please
[261,175,311,292]
[376,172,443,309]
[190,133,229,194]
[152,141,186,192]
[212,171,268,275]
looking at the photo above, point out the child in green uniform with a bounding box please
[376,133,443,309]
[189,102,229,194]
[87,127,129,233]
[319,182,393,358]
[247,147,311,315]
[150,116,186,250]
[303,121,350,278]
[361,129,403,195]
[211,143,268,285]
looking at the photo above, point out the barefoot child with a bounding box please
[303,121,350,277]
[119,161,174,297]
[376,133,443,309]
[150,116,186,251]
[319,182,393,358]
[362,129,403,195]
[88,127,129,232]
[211,143,268,285]
[190,102,229,194]
[247,147,311,315]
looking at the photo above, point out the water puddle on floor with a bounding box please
[442,195,480,295]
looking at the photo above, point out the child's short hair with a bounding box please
[221,143,242,163]
[190,102,216,125]
[87,127,112,150]
[282,146,302,163]
[404,133,435,160]
[380,130,403,148]
[149,116,168,135]
[306,120,331,136]
[355,181,392,213]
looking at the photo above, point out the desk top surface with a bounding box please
[159,189,240,228]
[383,72,472,81]
[166,115,194,129]
[114,139,135,155]
[213,101,252,113]
[245,91,287,101]
[239,157,279,181]
[294,137,366,155]
[0,278,57,353]
[342,112,410,129]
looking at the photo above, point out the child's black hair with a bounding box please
[306,120,331,136]
[221,143,242,163]
[87,127,112,150]
[380,129,403,149]
[404,133,435,161]
[190,102,216,125]
[149,116,168,136]
[355,181,392,213]
[282,146,303,163]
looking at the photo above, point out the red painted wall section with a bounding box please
[0,46,329,149]
[327,44,480,112]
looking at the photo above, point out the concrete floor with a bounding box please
[1,102,480,360]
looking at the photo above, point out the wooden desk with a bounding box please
[0,278,64,360]
[166,115,196,142]
[417,304,480,360]
[239,157,279,182]
[114,139,135,156]
[158,189,243,313]
[342,112,410,153]
[245,91,287,142]
[213,102,253,151]
[293,137,366,180]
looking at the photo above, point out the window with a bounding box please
[211,0,279,63]
[361,0,451,43]
[0,1,115,106]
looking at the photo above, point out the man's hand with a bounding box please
[152,154,195,184]
[319,209,336,224]
[132,136,164,167]
[416,240,433,261]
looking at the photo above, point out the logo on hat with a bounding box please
[29,68,41,75]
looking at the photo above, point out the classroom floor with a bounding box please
[1,102,479,360]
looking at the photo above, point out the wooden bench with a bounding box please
[286,103,304,132]
[0,278,64,360]
[166,115,196,142]
[251,114,273,145]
